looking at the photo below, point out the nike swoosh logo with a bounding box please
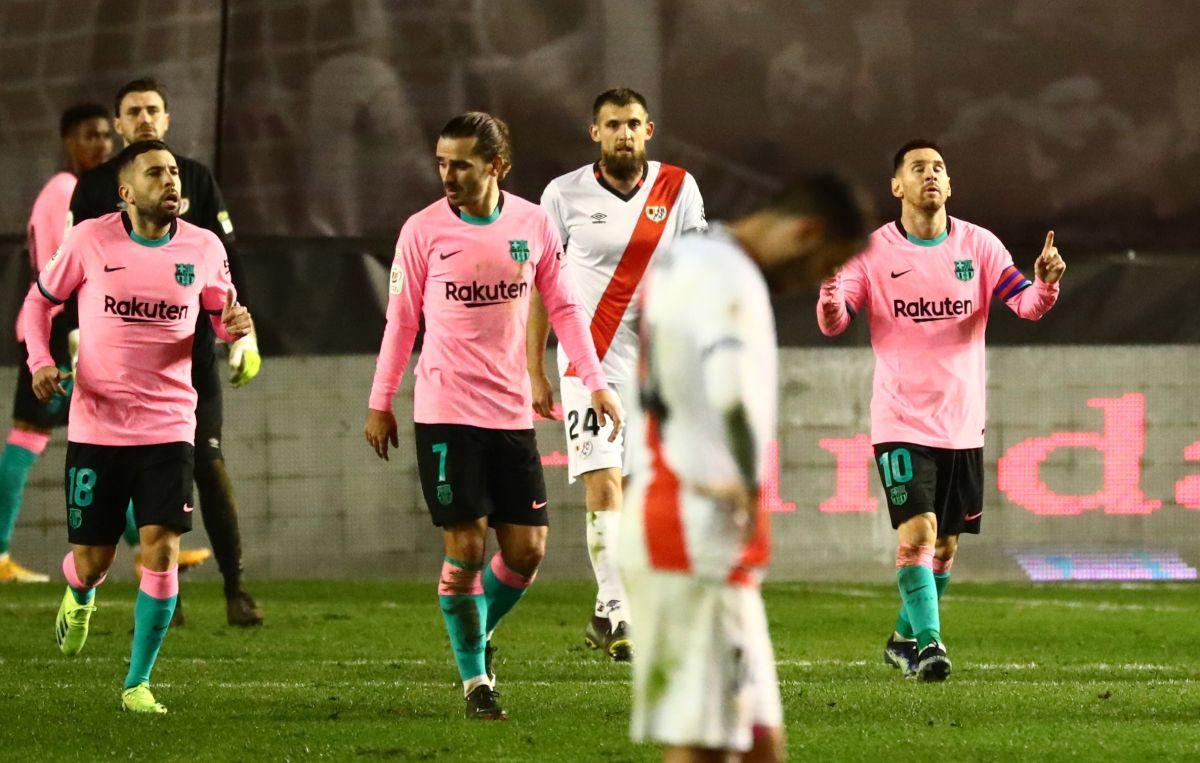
[438,250,463,260]
[964,511,983,521]
[104,265,127,272]
[890,269,912,278]
[531,500,548,510]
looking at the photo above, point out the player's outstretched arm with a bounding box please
[526,290,556,419]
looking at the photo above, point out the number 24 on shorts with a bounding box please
[567,408,602,440]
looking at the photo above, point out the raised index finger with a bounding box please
[1043,230,1054,252]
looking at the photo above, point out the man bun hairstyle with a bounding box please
[60,103,109,138]
[439,111,513,180]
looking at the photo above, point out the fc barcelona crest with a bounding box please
[175,263,195,286]
[890,485,909,506]
[437,484,454,505]
[645,205,667,223]
[509,240,530,263]
[954,259,974,281]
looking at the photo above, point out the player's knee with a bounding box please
[504,538,546,576]
[583,469,622,511]
[898,513,937,546]
[442,526,486,567]
[138,527,181,572]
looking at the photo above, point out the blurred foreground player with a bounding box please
[365,112,621,720]
[817,140,1065,681]
[0,104,111,583]
[70,78,261,626]
[25,141,253,712]
[528,88,707,659]
[622,175,871,762]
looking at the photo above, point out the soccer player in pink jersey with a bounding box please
[0,104,112,583]
[364,113,622,720]
[527,88,707,661]
[817,140,1066,682]
[623,175,870,762]
[23,140,253,713]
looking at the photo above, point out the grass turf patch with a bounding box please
[1,581,1198,761]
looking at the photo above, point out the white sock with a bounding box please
[586,510,624,621]
[463,673,492,696]
[604,510,629,628]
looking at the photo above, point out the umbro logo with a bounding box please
[890,269,912,278]
[104,265,126,272]
[590,213,606,224]
[438,250,463,260]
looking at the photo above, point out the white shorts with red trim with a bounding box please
[624,569,782,752]
[560,374,636,484]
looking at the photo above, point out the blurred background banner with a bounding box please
[1,1,1197,580]
[3,1,1199,244]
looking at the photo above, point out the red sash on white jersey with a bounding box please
[641,413,771,587]
[566,164,687,377]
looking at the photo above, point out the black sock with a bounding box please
[194,456,245,598]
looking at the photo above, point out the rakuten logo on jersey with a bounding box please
[444,280,529,308]
[103,295,191,323]
[892,296,974,323]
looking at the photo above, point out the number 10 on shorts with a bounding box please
[877,448,912,506]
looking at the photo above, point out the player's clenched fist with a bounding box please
[31,365,71,403]
[1035,230,1066,285]
[364,408,399,461]
[221,288,253,338]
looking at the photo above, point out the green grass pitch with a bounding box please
[1,580,1198,761]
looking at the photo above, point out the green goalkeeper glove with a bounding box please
[228,334,261,388]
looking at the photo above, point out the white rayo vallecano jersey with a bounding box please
[542,160,706,385]
[621,225,777,586]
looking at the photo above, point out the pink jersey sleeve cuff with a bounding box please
[580,370,609,394]
[368,387,395,412]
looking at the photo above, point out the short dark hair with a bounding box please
[439,111,513,179]
[114,139,172,179]
[592,88,649,121]
[763,173,873,243]
[60,103,109,138]
[114,77,169,116]
[892,139,944,174]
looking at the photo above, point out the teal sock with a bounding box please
[124,590,177,689]
[895,570,951,639]
[897,564,941,649]
[122,502,139,547]
[0,444,40,554]
[70,586,96,605]
[437,557,487,681]
[483,553,535,635]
